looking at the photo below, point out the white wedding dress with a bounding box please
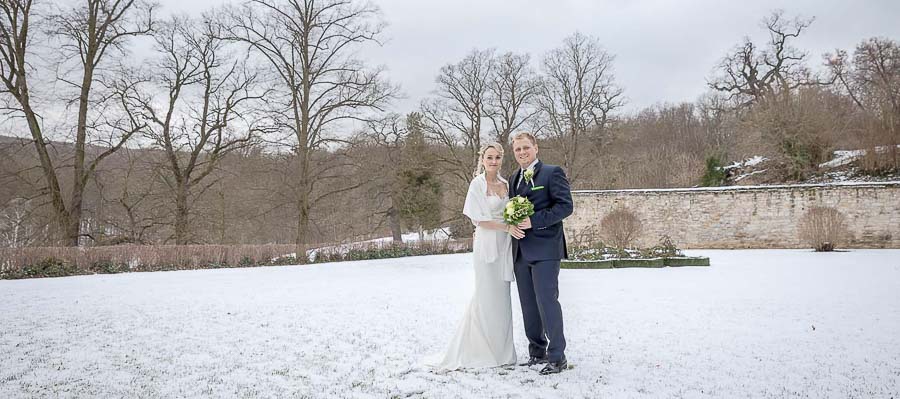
[427,174,517,371]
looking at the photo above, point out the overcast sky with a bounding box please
[156,0,900,114]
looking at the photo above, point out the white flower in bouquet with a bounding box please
[504,195,535,225]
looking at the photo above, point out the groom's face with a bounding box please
[512,138,538,169]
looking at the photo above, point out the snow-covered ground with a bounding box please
[1,250,898,398]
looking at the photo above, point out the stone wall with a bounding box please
[566,182,900,249]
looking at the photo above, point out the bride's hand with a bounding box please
[507,225,525,239]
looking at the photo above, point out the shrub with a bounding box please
[798,206,849,251]
[311,239,472,263]
[859,144,900,176]
[642,235,683,258]
[1,257,80,279]
[89,261,130,274]
[600,206,643,251]
[701,155,726,186]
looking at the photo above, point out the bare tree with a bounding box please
[115,14,267,244]
[0,0,154,246]
[0,197,37,247]
[827,37,899,169]
[486,51,539,173]
[538,32,624,183]
[421,48,494,189]
[708,11,844,180]
[709,11,827,107]
[225,0,395,252]
[358,113,406,242]
[98,147,161,244]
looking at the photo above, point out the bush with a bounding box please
[642,235,683,258]
[798,206,849,251]
[89,261,130,274]
[701,155,726,186]
[0,257,80,279]
[600,206,643,251]
[859,144,900,176]
[311,239,472,263]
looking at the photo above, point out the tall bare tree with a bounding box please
[0,0,154,245]
[225,0,395,252]
[486,51,539,173]
[827,37,900,169]
[359,113,406,241]
[538,32,624,183]
[116,14,267,244]
[709,11,827,107]
[420,48,494,190]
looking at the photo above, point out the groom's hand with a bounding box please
[517,217,532,230]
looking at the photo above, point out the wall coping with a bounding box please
[573,181,900,195]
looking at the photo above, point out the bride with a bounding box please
[428,142,525,371]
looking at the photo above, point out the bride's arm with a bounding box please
[475,220,508,231]
[475,220,525,238]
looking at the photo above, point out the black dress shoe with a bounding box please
[519,356,548,366]
[539,359,568,375]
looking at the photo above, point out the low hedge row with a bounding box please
[1,240,474,280]
[561,257,710,269]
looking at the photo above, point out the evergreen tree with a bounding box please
[398,113,443,240]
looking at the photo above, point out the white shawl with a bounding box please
[463,173,515,282]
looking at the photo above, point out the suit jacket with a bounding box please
[508,161,573,262]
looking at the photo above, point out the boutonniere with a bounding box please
[523,167,535,187]
[530,185,545,191]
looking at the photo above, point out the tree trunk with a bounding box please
[295,173,311,264]
[174,183,190,245]
[69,52,96,246]
[388,205,402,243]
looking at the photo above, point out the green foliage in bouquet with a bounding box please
[503,196,535,225]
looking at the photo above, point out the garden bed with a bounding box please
[561,256,709,269]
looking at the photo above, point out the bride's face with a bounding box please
[482,147,502,174]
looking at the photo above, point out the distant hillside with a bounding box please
[722,145,900,186]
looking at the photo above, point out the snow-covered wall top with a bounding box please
[568,181,900,249]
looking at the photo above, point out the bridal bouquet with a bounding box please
[503,196,535,225]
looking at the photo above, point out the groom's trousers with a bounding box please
[514,255,566,363]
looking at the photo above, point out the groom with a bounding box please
[508,132,573,375]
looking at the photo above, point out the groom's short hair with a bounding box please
[511,131,537,146]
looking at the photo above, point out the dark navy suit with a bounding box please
[509,160,573,363]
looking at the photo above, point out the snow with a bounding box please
[733,169,767,182]
[307,228,451,261]
[357,228,452,245]
[819,145,900,169]
[819,149,866,169]
[575,180,900,194]
[1,249,899,398]
[723,155,768,171]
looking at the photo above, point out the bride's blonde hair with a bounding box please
[473,142,505,177]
